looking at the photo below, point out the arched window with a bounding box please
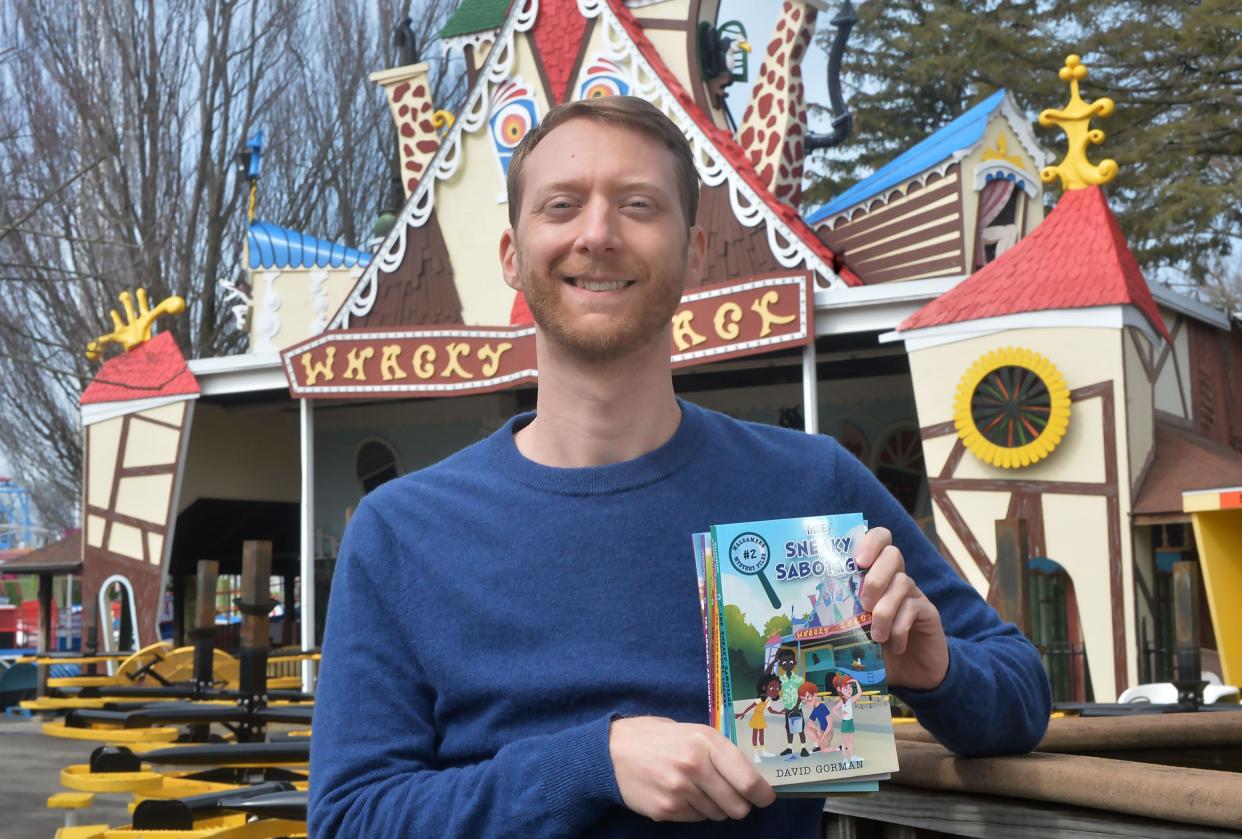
[356,439,401,494]
[872,426,927,516]
[1028,557,1090,703]
[99,574,138,654]
[837,422,870,465]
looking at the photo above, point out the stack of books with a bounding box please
[693,514,899,796]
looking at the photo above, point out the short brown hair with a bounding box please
[505,96,700,228]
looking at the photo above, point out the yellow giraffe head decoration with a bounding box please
[1038,55,1118,191]
[86,289,186,361]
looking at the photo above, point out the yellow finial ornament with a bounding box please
[86,289,186,361]
[1038,55,1118,191]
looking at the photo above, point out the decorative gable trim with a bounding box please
[331,0,539,329]
[331,0,845,330]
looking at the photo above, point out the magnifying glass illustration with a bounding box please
[727,531,781,609]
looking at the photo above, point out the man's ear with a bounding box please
[684,225,707,288]
[500,227,521,291]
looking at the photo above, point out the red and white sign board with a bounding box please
[281,272,813,399]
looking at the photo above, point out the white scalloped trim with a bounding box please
[333,0,539,328]
[440,31,497,59]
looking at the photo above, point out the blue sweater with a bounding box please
[309,401,1050,837]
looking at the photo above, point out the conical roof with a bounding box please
[898,185,1170,341]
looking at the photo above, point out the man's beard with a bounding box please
[518,251,687,363]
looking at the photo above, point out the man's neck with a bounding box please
[514,333,682,468]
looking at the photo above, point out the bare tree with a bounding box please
[0,0,464,527]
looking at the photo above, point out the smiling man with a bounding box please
[309,97,1051,838]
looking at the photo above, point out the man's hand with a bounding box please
[609,716,775,822]
[855,527,949,691]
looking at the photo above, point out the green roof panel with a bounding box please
[439,0,512,40]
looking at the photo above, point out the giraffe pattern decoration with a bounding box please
[737,0,823,206]
[372,64,441,197]
[489,77,540,177]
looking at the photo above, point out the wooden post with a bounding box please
[36,573,53,697]
[238,541,273,742]
[171,571,185,648]
[282,573,296,648]
[85,597,99,676]
[993,518,1030,636]
[191,561,219,689]
[1172,561,1204,707]
[239,541,273,698]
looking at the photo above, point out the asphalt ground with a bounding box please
[0,714,133,838]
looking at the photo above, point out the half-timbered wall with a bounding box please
[82,400,194,647]
[1149,312,1192,420]
[907,326,1137,700]
[1122,326,1156,497]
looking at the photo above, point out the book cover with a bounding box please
[694,528,878,795]
[709,514,899,788]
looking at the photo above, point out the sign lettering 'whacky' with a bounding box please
[281,273,812,398]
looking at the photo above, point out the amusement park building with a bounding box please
[74,0,1242,703]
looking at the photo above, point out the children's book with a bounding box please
[696,514,899,794]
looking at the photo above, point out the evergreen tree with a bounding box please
[806,0,1241,285]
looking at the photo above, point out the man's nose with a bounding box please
[574,198,621,255]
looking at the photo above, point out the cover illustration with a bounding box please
[708,514,899,788]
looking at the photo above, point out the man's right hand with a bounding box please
[609,716,775,822]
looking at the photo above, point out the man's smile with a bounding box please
[563,275,636,292]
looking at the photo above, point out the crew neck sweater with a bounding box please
[309,400,1050,838]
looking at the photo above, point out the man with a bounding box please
[309,96,1051,837]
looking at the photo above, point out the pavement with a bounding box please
[0,715,133,838]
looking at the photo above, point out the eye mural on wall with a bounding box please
[489,78,539,177]
[577,56,631,100]
[953,347,1071,469]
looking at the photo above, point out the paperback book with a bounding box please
[694,514,899,794]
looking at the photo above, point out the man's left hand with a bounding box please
[855,527,949,691]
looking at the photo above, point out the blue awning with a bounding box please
[248,220,372,271]
[806,89,1009,224]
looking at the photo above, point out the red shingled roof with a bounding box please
[531,0,589,104]
[898,186,1170,341]
[80,331,200,406]
[604,0,857,286]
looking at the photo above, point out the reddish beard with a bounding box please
[518,252,687,362]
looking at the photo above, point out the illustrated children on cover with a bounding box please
[801,681,833,752]
[830,673,863,767]
[734,674,784,763]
